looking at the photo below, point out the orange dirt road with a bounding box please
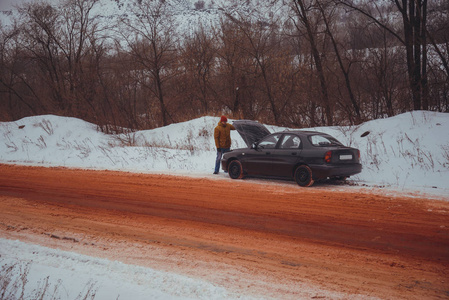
[0,164,448,299]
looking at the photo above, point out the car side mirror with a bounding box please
[251,143,257,150]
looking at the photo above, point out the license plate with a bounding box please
[339,154,353,160]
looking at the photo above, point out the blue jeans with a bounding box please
[214,148,230,173]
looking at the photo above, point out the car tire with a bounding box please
[228,160,244,179]
[295,165,314,187]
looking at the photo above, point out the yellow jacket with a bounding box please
[214,122,236,149]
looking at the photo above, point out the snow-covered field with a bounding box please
[1,111,448,299]
[1,111,448,192]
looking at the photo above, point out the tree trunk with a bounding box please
[293,0,333,125]
[317,0,361,124]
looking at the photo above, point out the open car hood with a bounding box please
[232,120,271,147]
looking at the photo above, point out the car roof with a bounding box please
[276,130,330,136]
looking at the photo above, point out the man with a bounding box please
[213,115,235,174]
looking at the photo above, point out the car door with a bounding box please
[243,134,282,176]
[270,134,302,177]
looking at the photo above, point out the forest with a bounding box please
[0,0,448,131]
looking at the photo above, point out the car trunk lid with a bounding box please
[330,148,360,164]
[232,120,271,147]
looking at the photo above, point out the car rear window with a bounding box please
[309,134,343,147]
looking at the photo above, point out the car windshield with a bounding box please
[309,134,343,147]
[258,134,281,149]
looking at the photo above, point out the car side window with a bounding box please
[279,134,301,149]
[258,134,281,149]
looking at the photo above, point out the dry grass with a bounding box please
[0,262,98,300]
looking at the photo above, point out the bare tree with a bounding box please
[291,0,333,126]
[336,0,430,110]
[214,18,251,118]
[0,24,42,119]
[316,0,362,124]
[180,24,217,115]
[2,0,446,125]
[19,3,66,111]
[119,0,178,127]
[16,0,103,118]
[224,11,298,125]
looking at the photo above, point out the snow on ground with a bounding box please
[1,111,448,193]
[1,111,448,299]
[1,0,286,36]
[0,239,256,300]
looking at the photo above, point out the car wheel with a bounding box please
[295,165,314,187]
[228,160,244,179]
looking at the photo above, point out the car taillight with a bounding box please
[324,151,332,163]
[357,150,360,161]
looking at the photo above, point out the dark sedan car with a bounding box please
[221,120,362,187]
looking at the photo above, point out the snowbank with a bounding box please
[306,111,449,191]
[1,111,448,194]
